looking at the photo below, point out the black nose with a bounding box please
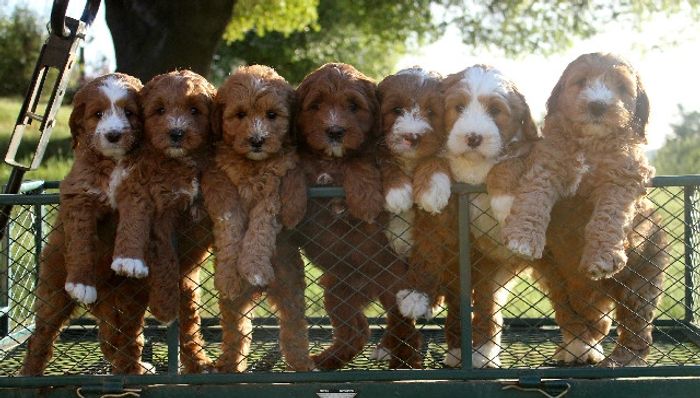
[169,129,185,143]
[466,133,483,148]
[588,101,607,117]
[326,126,346,141]
[105,131,121,143]
[249,136,265,149]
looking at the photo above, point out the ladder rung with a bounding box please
[26,111,44,123]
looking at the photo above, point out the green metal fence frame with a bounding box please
[0,175,699,395]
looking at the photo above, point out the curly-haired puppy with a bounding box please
[395,65,541,368]
[502,52,654,279]
[377,67,450,259]
[22,73,154,375]
[291,63,421,369]
[109,70,216,372]
[201,65,313,372]
[503,53,668,366]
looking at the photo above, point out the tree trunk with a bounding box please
[105,0,236,82]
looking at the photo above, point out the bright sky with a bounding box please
[20,1,700,150]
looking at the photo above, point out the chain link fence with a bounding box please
[0,178,698,378]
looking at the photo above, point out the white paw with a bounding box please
[111,257,149,278]
[385,211,414,258]
[65,282,97,304]
[417,173,451,214]
[396,289,433,319]
[506,239,536,260]
[489,194,514,225]
[316,172,334,185]
[369,345,391,361]
[385,183,413,214]
[139,361,156,374]
[443,347,461,367]
[472,341,502,368]
[554,340,605,364]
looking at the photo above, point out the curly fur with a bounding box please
[500,53,667,366]
[201,65,313,372]
[290,63,421,369]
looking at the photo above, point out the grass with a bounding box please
[0,95,695,329]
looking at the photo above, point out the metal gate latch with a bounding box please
[502,375,570,398]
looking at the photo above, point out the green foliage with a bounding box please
[213,0,438,84]
[0,6,45,96]
[653,105,700,175]
[223,0,320,42]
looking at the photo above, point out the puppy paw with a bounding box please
[369,345,391,362]
[384,183,413,214]
[503,229,545,260]
[64,282,97,304]
[316,172,334,185]
[553,340,605,365]
[443,348,461,368]
[472,342,502,368]
[396,289,434,319]
[239,257,275,288]
[489,194,514,225]
[111,257,149,278]
[580,246,628,280]
[597,348,647,368]
[416,172,451,214]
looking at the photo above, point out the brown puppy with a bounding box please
[22,73,153,375]
[201,65,313,372]
[396,65,541,367]
[503,53,668,366]
[377,67,450,259]
[502,53,654,279]
[290,63,421,370]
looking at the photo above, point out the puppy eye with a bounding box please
[455,104,465,113]
[488,105,501,117]
[349,102,358,113]
[157,107,166,115]
[617,83,629,95]
[427,108,435,116]
[574,78,586,87]
[124,109,133,117]
[309,103,320,111]
[267,111,277,120]
[94,111,103,119]
[190,107,200,115]
[392,107,403,115]
[236,111,247,119]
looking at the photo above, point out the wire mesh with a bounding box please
[0,180,698,378]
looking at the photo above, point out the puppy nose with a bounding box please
[105,131,121,143]
[588,101,607,117]
[169,129,185,143]
[249,136,265,149]
[466,133,483,148]
[326,126,346,141]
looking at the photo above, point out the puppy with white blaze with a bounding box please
[377,67,449,259]
[396,64,541,368]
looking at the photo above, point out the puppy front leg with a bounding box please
[147,214,181,323]
[343,157,384,223]
[413,157,451,214]
[111,190,152,279]
[580,182,644,279]
[279,167,308,229]
[237,192,280,288]
[202,169,246,298]
[62,196,99,304]
[380,160,413,215]
[486,157,526,225]
[501,161,561,260]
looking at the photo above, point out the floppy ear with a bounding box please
[69,100,85,149]
[514,89,541,142]
[284,85,298,147]
[545,74,566,116]
[632,77,649,140]
[210,100,224,142]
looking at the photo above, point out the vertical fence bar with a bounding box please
[684,186,700,325]
[458,192,472,370]
[0,217,9,337]
[167,319,180,374]
[32,195,44,276]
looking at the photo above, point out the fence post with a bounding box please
[458,192,472,370]
[684,185,700,326]
[167,319,180,374]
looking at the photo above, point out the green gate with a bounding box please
[0,176,699,397]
